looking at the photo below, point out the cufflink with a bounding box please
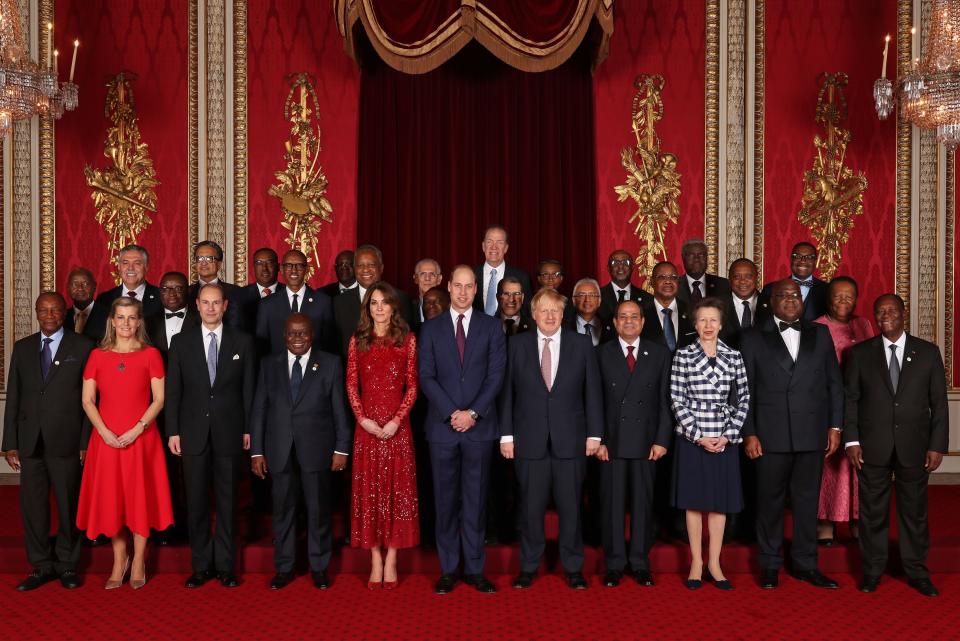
[232,354,240,360]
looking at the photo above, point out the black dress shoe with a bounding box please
[84,534,110,547]
[602,570,622,587]
[269,572,295,590]
[185,570,216,588]
[463,574,496,593]
[908,578,939,597]
[713,578,734,590]
[566,572,588,590]
[791,569,839,589]
[759,569,779,589]
[434,573,458,594]
[16,569,57,592]
[59,570,82,589]
[512,572,536,589]
[685,578,702,590]
[312,571,331,589]
[632,569,655,587]
[859,575,881,593]
[219,573,241,588]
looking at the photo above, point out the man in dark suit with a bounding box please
[599,249,652,322]
[86,244,162,340]
[844,294,948,598]
[333,245,414,357]
[565,278,615,346]
[411,258,443,329]
[421,286,450,324]
[319,249,357,299]
[758,242,828,322]
[187,241,240,327]
[676,238,731,305]
[3,293,93,591]
[258,249,335,355]
[596,300,671,587]
[495,276,533,336]
[419,265,506,594]
[740,279,843,590]
[499,287,603,590]
[63,268,96,336]
[250,314,351,590]
[719,258,769,348]
[641,261,696,352]
[166,283,255,588]
[474,225,532,315]
[229,247,280,335]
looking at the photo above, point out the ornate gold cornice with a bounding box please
[38,0,54,292]
[705,0,720,274]
[188,0,199,279]
[752,0,765,282]
[233,0,247,285]
[896,0,913,323]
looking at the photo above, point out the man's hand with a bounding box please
[744,435,763,459]
[360,418,383,438]
[586,439,601,457]
[597,445,609,461]
[845,444,863,471]
[825,429,841,458]
[450,411,476,432]
[251,456,268,479]
[648,444,667,461]
[380,421,399,440]
[168,435,182,456]
[331,453,348,472]
[925,451,944,473]
[242,434,251,450]
[4,449,20,472]
[79,450,86,466]
[500,442,515,459]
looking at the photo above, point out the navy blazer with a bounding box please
[417,310,506,443]
[86,282,162,341]
[472,263,533,314]
[640,298,697,351]
[498,329,603,459]
[250,350,352,473]
[256,285,335,355]
[677,273,732,304]
[599,282,652,322]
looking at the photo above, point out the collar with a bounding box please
[536,328,561,344]
[123,282,147,299]
[450,307,474,323]
[484,261,506,273]
[577,315,597,329]
[733,291,758,305]
[686,274,704,289]
[618,336,639,351]
[792,274,814,285]
[654,298,678,314]
[288,348,311,366]
[166,307,188,318]
[40,326,65,341]
[201,323,224,341]
[882,332,907,352]
[199,277,220,286]
[340,281,358,291]
[74,301,95,314]
[259,282,278,294]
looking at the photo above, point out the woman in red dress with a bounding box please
[814,276,874,545]
[347,283,419,589]
[77,297,173,589]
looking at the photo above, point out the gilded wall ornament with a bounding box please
[614,75,682,291]
[797,72,867,280]
[268,72,332,281]
[84,72,159,284]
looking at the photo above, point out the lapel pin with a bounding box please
[54,360,60,366]
[907,357,912,362]
[308,298,313,303]
[643,351,648,356]
[232,353,240,360]
[311,363,319,371]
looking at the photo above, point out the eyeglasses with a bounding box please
[653,274,680,282]
[608,259,632,267]
[791,253,817,262]
[254,259,277,267]
[195,255,219,263]
[539,271,563,279]
[572,293,600,300]
[416,271,440,280]
[160,286,186,293]
[282,262,307,271]
[499,292,523,299]
[773,292,802,300]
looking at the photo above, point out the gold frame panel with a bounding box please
[752,0,765,282]
[896,0,912,322]
[947,151,955,387]
[233,0,247,284]
[38,0,54,292]
[705,0,720,274]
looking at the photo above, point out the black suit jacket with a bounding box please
[164,326,256,456]
[599,282,652,322]
[230,283,281,335]
[2,331,94,457]
[472,263,533,314]
[188,280,241,328]
[497,313,534,337]
[739,318,843,452]
[250,350,352,473]
[759,276,829,322]
[844,335,949,467]
[597,338,672,458]
[499,329,603,459]
[86,283,162,341]
[257,285,336,355]
[146,308,201,356]
[640,299,697,350]
[64,306,94,335]
[563,315,616,346]
[677,273,731,304]
[319,281,347,299]
[718,295,772,348]
[333,284,415,357]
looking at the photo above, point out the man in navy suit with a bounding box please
[758,242,829,322]
[473,225,532,315]
[257,249,335,355]
[599,249,652,322]
[676,238,731,305]
[229,247,281,335]
[418,265,506,594]
[86,244,162,341]
[63,268,97,336]
[499,287,603,590]
[250,314,351,590]
[641,261,697,353]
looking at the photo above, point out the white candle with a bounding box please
[882,34,890,79]
[53,49,58,77]
[69,40,78,82]
[46,23,52,70]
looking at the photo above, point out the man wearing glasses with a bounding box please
[187,241,240,327]
[231,247,281,335]
[536,259,565,293]
[758,242,828,322]
[257,249,335,355]
[412,258,443,328]
[600,250,653,323]
[676,238,730,305]
[495,277,533,336]
[472,225,532,316]
[565,278,614,347]
[640,262,696,353]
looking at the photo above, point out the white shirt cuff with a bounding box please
[588,437,602,441]
[251,454,263,458]
[500,435,514,443]
[334,451,350,456]
[844,441,860,448]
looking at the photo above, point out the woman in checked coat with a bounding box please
[669,297,750,590]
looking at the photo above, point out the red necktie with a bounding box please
[127,291,137,298]
[262,288,271,297]
[626,345,636,373]
[456,314,466,364]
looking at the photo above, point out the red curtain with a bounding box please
[356,39,597,296]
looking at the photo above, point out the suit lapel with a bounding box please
[795,324,817,370]
[38,334,59,388]
[461,315,479,371]
[762,327,795,376]
[293,352,319,406]
[193,328,213,389]
[551,332,571,391]
[214,328,233,388]
[897,336,920,394]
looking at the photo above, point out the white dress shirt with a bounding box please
[259,282,279,298]
[613,283,632,303]
[450,306,473,337]
[164,307,187,346]
[773,316,800,361]
[39,326,65,361]
[686,274,704,296]
[654,298,679,337]
[286,285,307,309]
[482,262,506,302]
[124,282,147,299]
[339,281,358,295]
[357,285,368,304]
[848,332,908,448]
[618,336,639,358]
[731,292,758,324]
[201,323,224,358]
[576,315,600,347]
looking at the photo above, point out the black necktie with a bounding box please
[617,289,626,304]
[291,293,299,314]
[584,323,595,345]
[291,355,302,401]
[779,320,801,332]
[127,291,137,299]
[741,300,752,327]
[662,308,677,352]
[504,318,516,335]
[166,311,185,319]
[40,337,53,381]
[691,280,703,303]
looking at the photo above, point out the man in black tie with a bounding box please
[599,249,652,322]
[3,293,93,591]
[844,294,948,597]
[250,314,351,590]
[412,258,443,328]
[758,242,828,322]
[740,279,843,590]
[495,277,533,336]
[319,250,357,299]
[257,249,335,355]
[63,268,96,337]
[166,283,255,588]
[641,262,696,353]
[230,247,280,335]
[676,239,731,304]
[86,244,162,340]
[565,278,614,347]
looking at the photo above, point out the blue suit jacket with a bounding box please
[256,285,335,355]
[417,310,506,443]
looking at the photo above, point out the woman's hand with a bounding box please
[380,420,399,440]
[117,423,145,448]
[698,436,723,453]
[716,435,729,452]
[360,418,383,438]
[98,426,123,449]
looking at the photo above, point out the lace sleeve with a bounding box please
[346,336,365,421]
[392,333,419,423]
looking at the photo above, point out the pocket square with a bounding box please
[232,353,240,360]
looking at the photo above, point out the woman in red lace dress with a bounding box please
[347,283,419,589]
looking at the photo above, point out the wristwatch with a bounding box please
[467,409,479,421]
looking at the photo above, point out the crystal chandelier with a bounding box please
[0,0,78,137]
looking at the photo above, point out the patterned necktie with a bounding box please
[626,345,636,373]
[40,337,53,381]
[456,314,466,363]
[661,308,677,352]
[206,332,218,386]
[74,310,87,334]
[291,292,299,314]
[691,280,703,303]
[540,337,553,391]
[291,355,302,401]
[262,288,271,297]
[741,300,752,328]
[889,344,900,392]
[485,268,498,315]
[794,278,813,301]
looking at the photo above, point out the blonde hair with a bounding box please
[100,297,151,350]
[531,287,567,311]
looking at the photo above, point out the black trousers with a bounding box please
[182,447,240,574]
[601,457,656,572]
[271,447,333,573]
[515,453,585,574]
[858,453,930,579]
[20,452,82,573]
[755,450,822,572]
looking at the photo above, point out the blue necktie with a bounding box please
[40,337,53,381]
[485,268,498,315]
[290,355,302,402]
[661,308,677,352]
[206,332,218,386]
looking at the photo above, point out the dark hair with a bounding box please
[537,258,563,273]
[497,275,523,295]
[424,285,450,305]
[727,257,757,275]
[482,224,509,243]
[194,240,224,261]
[873,293,906,312]
[253,247,278,261]
[36,290,67,309]
[160,271,189,285]
[66,267,96,287]
[354,282,409,351]
[651,260,677,276]
[791,241,817,254]
[691,296,726,320]
[197,282,226,300]
[829,275,859,297]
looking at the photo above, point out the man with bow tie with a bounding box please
[739,279,843,591]
[758,242,829,322]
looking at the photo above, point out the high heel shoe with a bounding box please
[130,558,148,590]
[382,578,398,590]
[705,568,733,590]
[105,557,130,590]
[367,580,382,590]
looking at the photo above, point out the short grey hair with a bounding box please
[681,238,707,254]
[572,277,601,295]
[119,244,149,267]
[355,244,383,266]
[414,258,441,275]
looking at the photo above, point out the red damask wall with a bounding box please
[593,0,706,284]
[55,0,189,294]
